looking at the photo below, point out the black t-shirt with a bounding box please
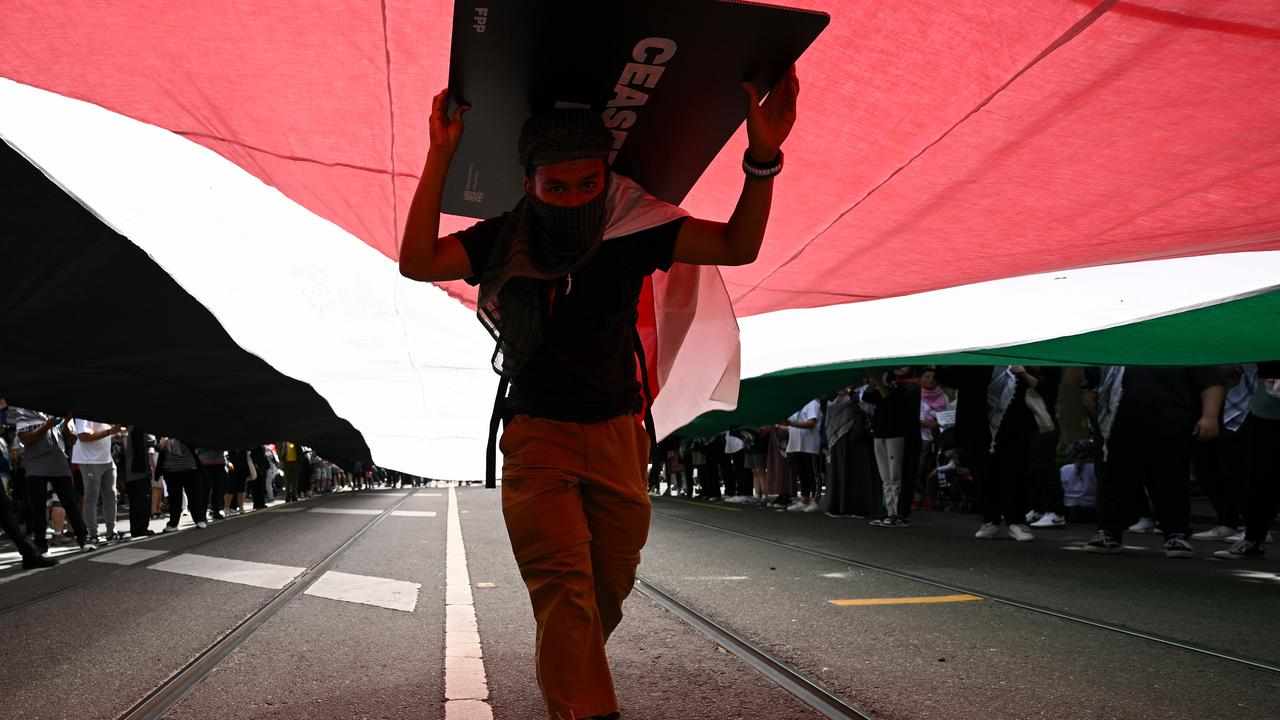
[458,215,686,422]
[861,381,920,439]
[1113,366,1226,436]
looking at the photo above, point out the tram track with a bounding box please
[113,490,417,720]
[635,575,875,719]
[653,509,1280,676]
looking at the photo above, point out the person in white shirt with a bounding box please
[779,399,822,512]
[73,418,125,544]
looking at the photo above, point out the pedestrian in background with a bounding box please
[14,408,94,552]
[73,418,124,544]
[158,437,206,530]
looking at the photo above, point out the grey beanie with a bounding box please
[518,109,613,175]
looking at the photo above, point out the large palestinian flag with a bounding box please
[3,1,1279,477]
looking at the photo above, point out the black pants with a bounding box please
[26,475,89,550]
[788,453,816,498]
[1192,428,1247,528]
[1242,415,1280,543]
[164,469,207,526]
[202,465,227,515]
[0,486,42,559]
[283,463,302,502]
[125,478,152,536]
[1031,430,1064,515]
[726,453,750,497]
[983,426,1033,525]
[697,462,722,499]
[1100,425,1192,540]
[249,474,267,509]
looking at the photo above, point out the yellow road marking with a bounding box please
[663,498,742,512]
[829,594,982,607]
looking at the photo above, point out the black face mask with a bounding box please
[526,186,608,273]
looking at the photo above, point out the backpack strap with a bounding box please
[485,376,509,489]
[485,329,656,490]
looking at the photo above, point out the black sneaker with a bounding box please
[1084,530,1122,554]
[1213,540,1265,560]
[872,516,910,528]
[22,554,58,570]
[1163,534,1194,559]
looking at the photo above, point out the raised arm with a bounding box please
[18,415,60,445]
[674,66,799,267]
[400,90,474,282]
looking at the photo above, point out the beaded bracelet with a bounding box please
[743,149,784,178]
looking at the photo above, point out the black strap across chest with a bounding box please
[484,326,658,489]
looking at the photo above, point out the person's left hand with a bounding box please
[742,65,799,164]
[1194,416,1219,442]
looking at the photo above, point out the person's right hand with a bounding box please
[429,89,469,160]
[1193,416,1220,442]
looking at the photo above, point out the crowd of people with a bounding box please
[5,363,1278,572]
[0,399,421,570]
[653,364,1280,561]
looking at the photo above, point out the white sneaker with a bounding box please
[1128,517,1157,534]
[975,522,1000,539]
[195,521,208,529]
[1030,512,1066,528]
[1008,524,1036,542]
[1025,510,1042,524]
[802,501,821,513]
[786,500,808,512]
[1191,525,1236,542]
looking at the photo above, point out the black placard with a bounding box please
[443,0,829,219]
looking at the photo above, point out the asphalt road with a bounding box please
[0,487,1275,719]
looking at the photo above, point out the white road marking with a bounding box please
[391,510,438,518]
[305,570,421,612]
[444,487,492,718]
[272,506,307,513]
[90,548,168,566]
[309,508,382,516]
[681,575,750,581]
[417,492,444,497]
[150,553,305,589]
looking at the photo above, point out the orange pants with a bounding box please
[500,414,652,720]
